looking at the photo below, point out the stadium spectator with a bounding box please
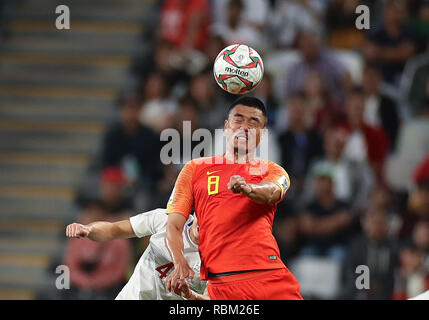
[386,98,429,190]
[188,69,227,132]
[399,154,429,238]
[211,0,263,50]
[344,209,398,300]
[302,127,374,211]
[211,0,269,31]
[413,151,429,185]
[278,92,324,203]
[203,34,227,64]
[87,167,134,220]
[159,0,211,52]
[284,28,350,103]
[399,97,429,159]
[411,1,429,52]
[253,73,281,127]
[298,161,355,263]
[362,63,401,151]
[363,0,417,86]
[100,98,162,189]
[270,0,326,49]
[392,242,429,299]
[274,200,301,263]
[152,164,181,209]
[167,95,202,164]
[62,196,132,299]
[413,221,429,261]
[368,185,402,238]
[412,221,429,285]
[340,86,390,180]
[326,0,365,50]
[302,71,345,132]
[139,72,177,133]
[399,46,429,116]
[135,40,190,90]
[175,95,200,134]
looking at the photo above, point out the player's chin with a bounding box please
[234,144,249,153]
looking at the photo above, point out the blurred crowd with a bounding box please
[63,0,429,300]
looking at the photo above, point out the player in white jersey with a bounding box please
[65,208,208,300]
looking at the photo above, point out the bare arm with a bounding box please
[363,39,416,63]
[65,220,135,242]
[378,42,416,62]
[228,175,282,205]
[164,213,195,292]
[165,213,187,264]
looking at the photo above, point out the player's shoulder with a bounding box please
[129,208,168,237]
[138,207,167,218]
[255,158,287,172]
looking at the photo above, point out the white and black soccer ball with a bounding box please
[213,44,264,95]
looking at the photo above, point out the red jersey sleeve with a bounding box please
[166,161,195,219]
[263,161,291,202]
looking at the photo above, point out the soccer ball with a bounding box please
[213,44,264,95]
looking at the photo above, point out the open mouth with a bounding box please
[236,135,248,141]
[234,131,248,141]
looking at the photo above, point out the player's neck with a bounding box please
[225,149,255,163]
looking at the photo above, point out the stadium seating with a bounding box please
[0,0,152,299]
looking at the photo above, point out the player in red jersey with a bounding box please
[164,96,302,300]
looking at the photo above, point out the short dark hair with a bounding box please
[228,0,244,9]
[227,96,267,120]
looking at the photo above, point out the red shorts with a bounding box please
[207,268,303,300]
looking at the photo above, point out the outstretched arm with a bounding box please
[65,220,135,242]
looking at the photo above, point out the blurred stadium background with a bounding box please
[0,0,428,300]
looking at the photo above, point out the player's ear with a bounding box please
[259,126,267,140]
[224,120,229,130]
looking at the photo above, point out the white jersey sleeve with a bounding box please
[129,208,168,238]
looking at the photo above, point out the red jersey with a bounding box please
[166,155,290,280]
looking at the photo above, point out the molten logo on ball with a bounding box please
[225,67,249,77]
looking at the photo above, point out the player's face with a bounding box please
[100,179,126,207]
[224,105,266,154]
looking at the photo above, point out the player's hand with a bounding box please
[174,279,193,299]
[164,257,194,293]
[228,175,252,196]
[66,223,91,238]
